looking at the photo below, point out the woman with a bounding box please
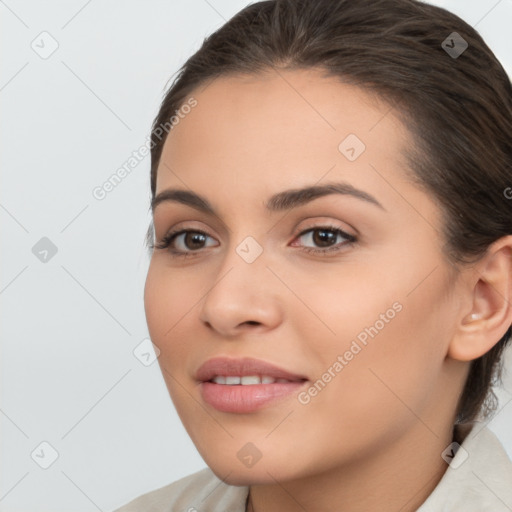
[114,0,512,510]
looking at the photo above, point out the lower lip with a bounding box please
[200,380,308,413]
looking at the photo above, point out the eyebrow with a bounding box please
[151,181,386,215]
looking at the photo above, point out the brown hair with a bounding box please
[146,0,512,424]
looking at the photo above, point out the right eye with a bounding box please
[152,228,218,257]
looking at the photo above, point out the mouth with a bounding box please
[195,356,309,413]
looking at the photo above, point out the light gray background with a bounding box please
[2,1,512,510]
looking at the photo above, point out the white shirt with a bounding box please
[112,423,512,511]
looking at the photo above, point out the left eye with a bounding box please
[292,226,356,254]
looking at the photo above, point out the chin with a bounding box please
[205,452,302,486]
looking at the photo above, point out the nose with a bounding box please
[198,242,283,337]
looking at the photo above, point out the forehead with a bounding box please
[156,68,416,211]
[160,67,411,165]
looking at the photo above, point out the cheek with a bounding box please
[145,260,198,326]
[144,263,202,411]
[144,263,170,340]
[296,255,453,427]
[143,261,200,357]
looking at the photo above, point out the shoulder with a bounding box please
[112,466,249,512]
[418,423,512,511]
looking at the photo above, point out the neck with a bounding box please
[246,422,455,512]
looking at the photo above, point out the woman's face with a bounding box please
[144,68,468,484]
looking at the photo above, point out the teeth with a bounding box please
[211,375,293,385]
[240,376,260,385]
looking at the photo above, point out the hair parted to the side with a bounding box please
[146,0,512,424]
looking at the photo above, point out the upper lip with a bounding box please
[195,357,308,382]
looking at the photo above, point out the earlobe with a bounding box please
[448,236,512,362]
[460,311,483,325]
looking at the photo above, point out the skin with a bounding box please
[144,68,512,512]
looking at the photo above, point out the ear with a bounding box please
[448,235,512,362]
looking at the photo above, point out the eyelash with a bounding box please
[150,224,357,259]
